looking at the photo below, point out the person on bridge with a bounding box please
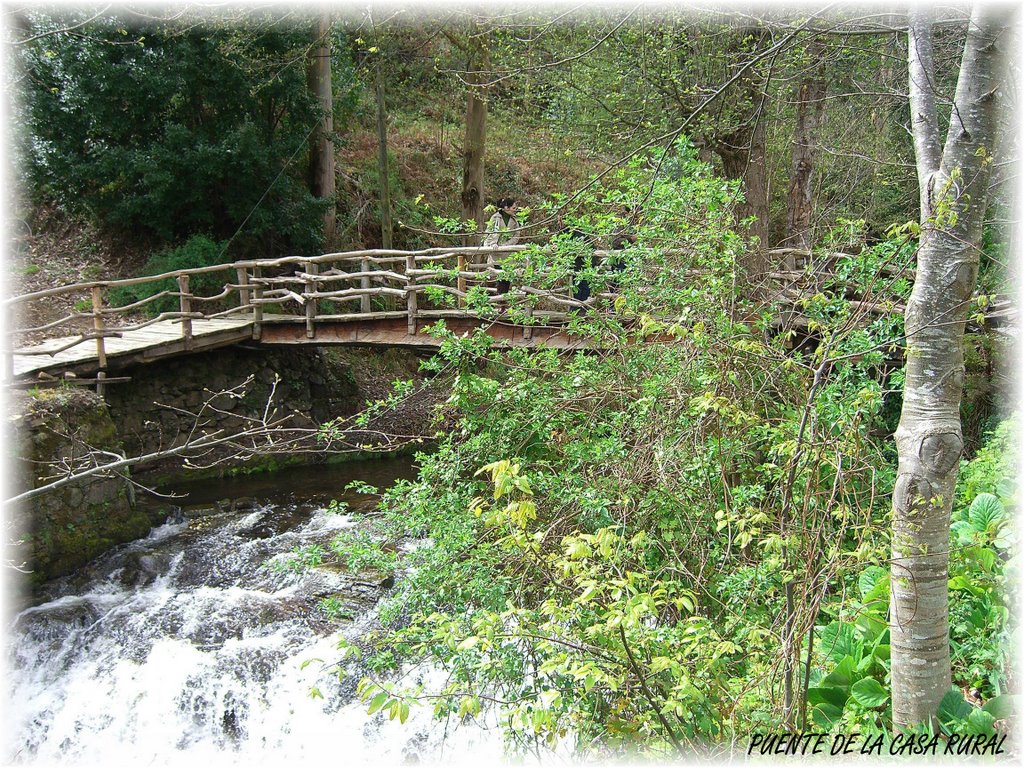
[483,197,520,295]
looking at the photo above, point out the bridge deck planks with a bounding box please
[13,317,255,379]
[10,312,590,382]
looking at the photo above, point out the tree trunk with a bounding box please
[785,39,827,250]
[718,114,770,280]
[461,31,489,245]
[374,53,393,249]
[714,50,771,280]
[308,14,336,247]
[890,5,1007,728]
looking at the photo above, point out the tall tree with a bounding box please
[370,21,393,249]
[784,37,827,249]
[459,23,490,243]
[890,4,1009,727]
[308,13,336,247]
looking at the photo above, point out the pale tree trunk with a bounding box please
[374,52,393,249]
[308,14,336,247]
[891,5,1008,728]
[461,29,489,245]
[785,38,827,250]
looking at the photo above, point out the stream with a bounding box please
[4,458,510,766]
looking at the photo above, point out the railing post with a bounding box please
[2,303,13,383]
[361,257,371,313]
[177,274,193,350]
[252,266,264,339]
[406,253,417,335]
[457,252,466,308]
[305,261,319,339]
[91,285,107,395]
[236,266,251,311]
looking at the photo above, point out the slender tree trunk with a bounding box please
[461,31,489,245]
[718,114,770,280]
[890,5,1008,728]
[785,39,827,250]
[308,14,336,247]
[374,53,393,249]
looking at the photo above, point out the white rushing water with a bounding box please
[4,502,516,767]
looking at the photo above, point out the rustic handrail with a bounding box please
[8,243,1009,386]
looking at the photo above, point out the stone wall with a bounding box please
[7,345,442,588]
[7,388,151,585]
[103,346,361,481]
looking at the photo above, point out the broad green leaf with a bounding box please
[811,702,844,730]
[367,691,389,716]
[819,622,859,664]
[951,520,977,545]
[822,655,856,689]
[937,689,973,726]
[850,677,889,708]
[982,694,1017,719]
[969,493,1005,533]
[858,566,888,601]
[963,545,996,573]
[808,686,848,709]
[965,707,995,735]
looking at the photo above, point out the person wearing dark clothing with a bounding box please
[568,228,594,311]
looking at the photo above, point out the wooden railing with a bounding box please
[6,244,1014,382]
[4,244,627,378]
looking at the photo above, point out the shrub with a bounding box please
[108,235,232,316]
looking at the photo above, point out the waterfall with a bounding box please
[5,465,514,767]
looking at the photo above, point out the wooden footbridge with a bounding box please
[5,244,1014,391]
[4,244,612,388]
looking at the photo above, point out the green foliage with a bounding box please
[330,530,397,575]
[809,569,891,732]
[318,596,354,621]
[16,11,347,255]
[272,543,326,573]
[947,421,1015,698]
[336,146,917,757]
[108,235,231,314]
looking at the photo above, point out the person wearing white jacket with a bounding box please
[482,197,520,295]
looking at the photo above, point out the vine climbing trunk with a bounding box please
[890,5,1008,728]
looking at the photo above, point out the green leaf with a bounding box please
[858,566,888,601]
[811,702,844,729]
[962,545,996,573]
[981,694,1016,719]
[969,493,1005,532]
[951,520,977,545]
[937,689,973,726]
[966,708,996,735]
[850,677,889,708]
[808,686,849,709]
[822,655,857,689]
[367,691,389,716]
[819,623,859,664]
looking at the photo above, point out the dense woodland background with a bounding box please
[5,4,1020,757]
